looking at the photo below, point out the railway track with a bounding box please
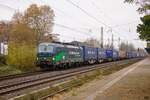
[0,71,44,81]
[0,58,141,99]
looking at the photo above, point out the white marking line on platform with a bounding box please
[86,60,144,100]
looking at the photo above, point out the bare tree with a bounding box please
[119,42,135,51]
[84,38,100,47]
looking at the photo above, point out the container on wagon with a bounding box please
[119,50,126,59]
[82,46,97,64]
[113,50,119,61]
[97,48,106,63]
[105,49,113,61]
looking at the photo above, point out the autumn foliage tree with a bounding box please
[0,21,10,42]
[8,4,54,70]
[24,4,54,45]
[8,23,36,70]
[0,21,11,64]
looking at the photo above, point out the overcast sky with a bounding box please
[0,0,146,49]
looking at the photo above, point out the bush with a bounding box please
[147,42,150,48]
[7,43,37,71]
[0,54,6,65]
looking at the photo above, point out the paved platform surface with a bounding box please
[62,58,150,100]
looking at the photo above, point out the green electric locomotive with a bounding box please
[36,43,83,70]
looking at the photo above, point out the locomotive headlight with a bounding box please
[52,57,55,60]
[62,56,65,60]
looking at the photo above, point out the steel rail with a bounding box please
[0,58,141,99]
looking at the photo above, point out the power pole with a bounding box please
[100,27,103,48]
[107,38,110,49]
[126,41,129,51]
[111,34,114,50]
[118,37,121,50]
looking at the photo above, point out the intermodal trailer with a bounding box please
[105,49,113,61]
[126,51,132,59]
[82,46,98,64]
[113,50,119,61]
[131,51,137,58]
[119,50,126,59]
[97,48,106,63]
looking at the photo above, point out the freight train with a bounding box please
[36,42,146,70]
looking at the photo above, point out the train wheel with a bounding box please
[53,65,58,70]
[40,65,50,71]
[76,62,79,67]
[98,59,103,63]
[63,64,68,69]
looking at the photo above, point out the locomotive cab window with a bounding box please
[47,45,54,52]
[39,45,53,53]
[39,45,47,52]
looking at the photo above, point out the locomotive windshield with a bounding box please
[38,45,53,53]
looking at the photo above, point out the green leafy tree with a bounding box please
[125,0,150,48]
[124,0,150,14]
[137,15,150,41]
